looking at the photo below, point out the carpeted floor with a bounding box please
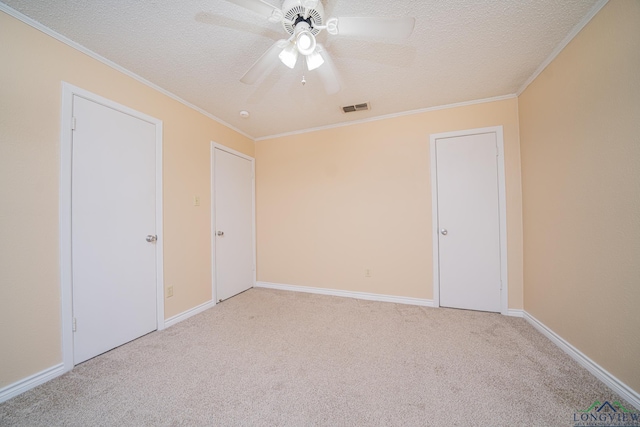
[0,288,634,426]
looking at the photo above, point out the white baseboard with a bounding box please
[524,311,639,410]
[0,363,65,404]
[164,299,216,328]
[255,281,434,307]
[0,300,217,404]
[506,309,524,317]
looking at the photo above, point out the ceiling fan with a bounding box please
[225,0,416,94]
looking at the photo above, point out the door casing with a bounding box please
[60,83,164,372]
[429,126,508,314]
[210,142,256,304]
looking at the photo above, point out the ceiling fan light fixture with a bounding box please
[305,49,324,70]
[292,20,317,56]
[278,43,299,69]
[295,30,316,56]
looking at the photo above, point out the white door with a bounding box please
[213,147,254,302]
[435,132,501,312]
[72,95,158,364]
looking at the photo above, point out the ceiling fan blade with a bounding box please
[332,17,415,40]
[224,0,280,20]
[240,40,287,85]
[316,45,340,95]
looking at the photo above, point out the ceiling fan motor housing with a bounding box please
[282,0,324,35]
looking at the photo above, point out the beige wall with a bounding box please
[519,0,640,392]
[256,98,523,306]
[0,11,253,388]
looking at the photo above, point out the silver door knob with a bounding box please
[440,229,448,236]
[146,235,157,242]
[217,231,224,236]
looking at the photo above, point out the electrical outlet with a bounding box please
[167,286,174,298]
[193,196,200,207]
[365,268,372,278]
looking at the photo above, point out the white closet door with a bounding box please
[72,95,157,364]
[214,148,254,301]
[436,132,501,312]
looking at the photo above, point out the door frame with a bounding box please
[59,83,164,372]
[429,126,508,315]
[210,142,256,304]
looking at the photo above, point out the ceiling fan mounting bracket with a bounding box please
[268,9,284,24]
[293,15,313,29]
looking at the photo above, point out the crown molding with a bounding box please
[0,3,255,141]
[256,94,517,141]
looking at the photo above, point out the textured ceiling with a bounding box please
[2,0,600,139]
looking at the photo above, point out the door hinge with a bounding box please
[71,117,77,131]
[72,317,77,332]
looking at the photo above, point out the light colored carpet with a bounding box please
[0,288,634,426]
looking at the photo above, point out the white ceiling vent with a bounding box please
[342,102,370,113]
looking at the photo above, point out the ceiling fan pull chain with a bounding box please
[301,53,307,86]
